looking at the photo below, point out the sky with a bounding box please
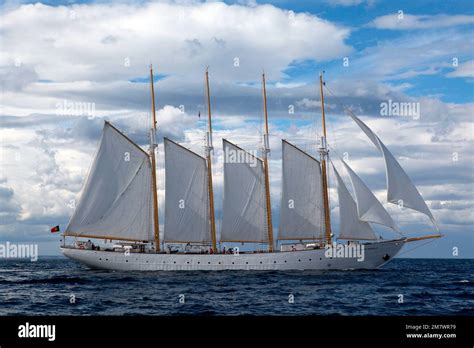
[0,0,473,257]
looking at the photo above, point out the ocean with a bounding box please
[0,258,472,316]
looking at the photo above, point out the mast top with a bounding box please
[319,71,328,140]
[262,72,270,144]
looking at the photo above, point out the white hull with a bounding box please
[61,239,405,271]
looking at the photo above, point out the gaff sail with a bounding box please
[163,138,210,243]
[278,140,324,240]
[220,139,268,243]
[65,122,153,241]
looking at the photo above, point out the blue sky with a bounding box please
[0,0,473,258]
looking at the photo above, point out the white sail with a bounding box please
[279,140,323,240]
[332,163,377,240]
[341,159,399,232]
[65,122,153,241]
[221,139,268,243]
[163,138,210,243]
[349,115,435,224]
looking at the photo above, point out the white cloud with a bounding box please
[371,14,474,30]
[325,0,374,7]
[0,2,350,84]
[447,59,474,78]
[338,28,473,84]
[0,1,353,119]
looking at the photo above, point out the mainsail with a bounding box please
[279,140,324,240]
[220,139,268,243]
[332,163,377,240]
[340,159,399,232]
[349,114,436,225]
[65,121,153,241]
[163,138,210,243]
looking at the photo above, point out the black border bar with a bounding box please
[0,316,472,346]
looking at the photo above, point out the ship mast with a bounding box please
[149,65,160,251]
[262,73,274,252]
[205,67,217,252]
[319,72,332,245]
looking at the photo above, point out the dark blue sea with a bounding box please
[0,258,472,316]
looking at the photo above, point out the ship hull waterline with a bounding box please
[61,239,405,271]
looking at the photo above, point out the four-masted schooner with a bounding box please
[60,67,442,271]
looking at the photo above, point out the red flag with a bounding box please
[50,225,60,233]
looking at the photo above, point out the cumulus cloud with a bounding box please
[0,1,353,121]
[0,182,22,225]
[0,1,472,256]
[0,2,351,84]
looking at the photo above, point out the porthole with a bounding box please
[298,259,301,262]
[260,261,263,264]
[187,261,189,264]
[198,262,200,264]
[232,262,235,264]
[284,260,287,263]
[273,261,276,264]
[309,259,312,261]
[174,261,176,264]
[99,258,102,260]
[246,262,249,264]
[208,262,211,264]
[218,262,221,264]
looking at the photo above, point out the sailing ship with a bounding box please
[60,67,442,271]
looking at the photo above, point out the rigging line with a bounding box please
[396,238,437,257]
[323,82,368,154]
[323,97,341,160]
[324,83,361,121]
[319,80,343,158]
